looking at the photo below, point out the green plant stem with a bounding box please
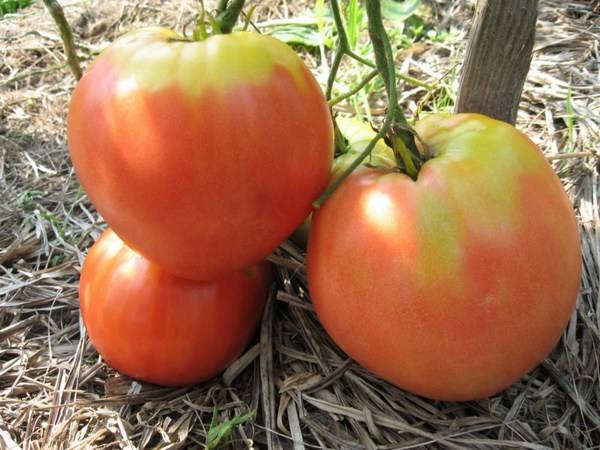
[241,5,259,32]
[398,73,433,90]
[215,0,245,34]
[316,0,399,208]
[41,0,81,80]
[326,0,375,98]
[216,0,229,14]
[366,0,395,99]
[326,0,433,99]
[346,51,374,68]
[192,0,209,40]
[329,0,351,55]
[329,68,378,106]
[315,0,422,207]
[325,0,349,99]
[326,49,344,99]
[366,0,419,175]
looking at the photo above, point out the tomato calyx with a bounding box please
[384,109,433,181]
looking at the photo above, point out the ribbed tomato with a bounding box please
[80,229,271,386]
[307,113,581,401]
[68,28,333,280]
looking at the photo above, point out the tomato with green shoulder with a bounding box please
[307,113,581,401]
[68,28,333,280]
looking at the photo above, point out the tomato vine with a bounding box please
[314,0,421,207]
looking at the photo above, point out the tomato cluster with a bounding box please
[70,27,580,401]
[68,28,333,385]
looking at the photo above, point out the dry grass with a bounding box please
[1,0,599,448]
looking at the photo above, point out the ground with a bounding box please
[0,0,599,449]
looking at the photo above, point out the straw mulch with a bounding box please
[1,0,598,448]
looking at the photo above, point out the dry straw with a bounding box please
[1,0,598,448]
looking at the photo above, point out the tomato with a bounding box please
[80,229,271,386]
[68,28,333,280]
[330,117,397,181]
[307,113,581,401]
[290,117,396,248]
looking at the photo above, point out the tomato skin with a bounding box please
[307,113,581,401]
[68,28,333,280]
[80,229,271,386]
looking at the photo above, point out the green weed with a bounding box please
[346,0,363,50]
[16,190,47,209]
[203,408,255,450]
[0,0,32,16]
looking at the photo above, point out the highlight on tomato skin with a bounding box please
[307,113,582,402]
[67,28,334,281]
[79,229,272,387]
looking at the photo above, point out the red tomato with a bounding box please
[68,28,333,280]
[80,229,271,386]
[307,113,581,401]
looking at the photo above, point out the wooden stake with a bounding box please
[455,0,538,125]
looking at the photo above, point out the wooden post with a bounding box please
[454,0,538,125]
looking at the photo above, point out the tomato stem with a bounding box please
[191,0,244,39]
[365,0,420,175]
[215,0,245,34]
[216,0,229,14]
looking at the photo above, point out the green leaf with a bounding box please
[381,0,421,26]
[0,0,32,16]
[204,409,256,450]
[315,0,325,34]
[265,24,324,48]
[346,0,362,50]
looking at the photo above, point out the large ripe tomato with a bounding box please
[68,28,333,280]
[80,229,271,386]
[307,113,581,401]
